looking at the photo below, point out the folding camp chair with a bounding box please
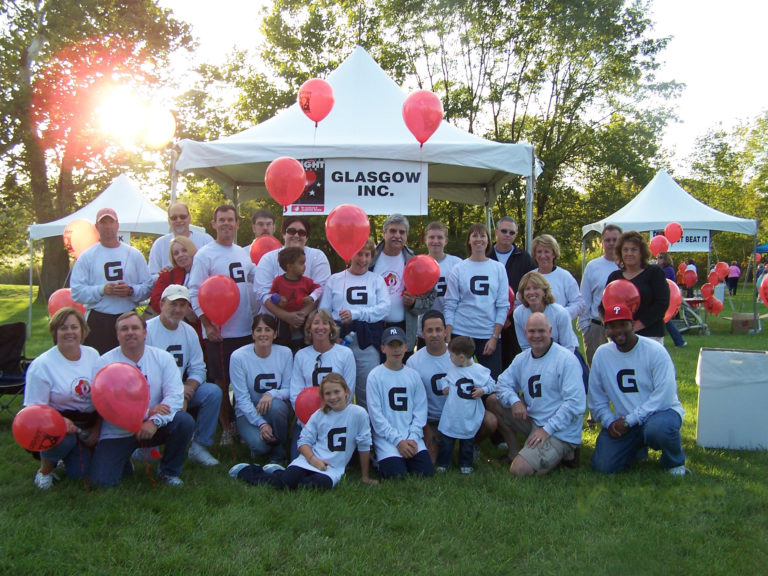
[672,299,711,335]
[0,322,33,415]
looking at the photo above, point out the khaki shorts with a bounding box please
[508,418,578,472]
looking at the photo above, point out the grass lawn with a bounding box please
[1,284,767,575]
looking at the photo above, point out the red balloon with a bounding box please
[707,271,720,286]
[249,235,282,265]
[704,296,723,316]
[664,222,683,244]
[295,386,322,425]
[664,279,682,323]
[759,275,768,307]
[92,363,149,433]
[48,288,86,316]
[683,269,698,288]
[403,255,440,295]
[12,405,67,451]
[297,78,334,125]
[677,262,687,273]
[402,90,443,146]
[325,204,370,262]
[198,274,240,326]
[63,219,99,258]
[602,279,641,314]
[649,235,670,257]
[714,261,729,281]
[700,282,714,299]
[265,157,306,207]
[756,253,762,263]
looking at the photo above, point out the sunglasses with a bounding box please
[314,353,322,371]
[286,227,308,237]
[498,229,517,235]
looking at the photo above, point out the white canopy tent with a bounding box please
[27,174,203,335]
[173,46,541,243]
[582,168,760,333]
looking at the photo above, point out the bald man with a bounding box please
[148,203,214,275]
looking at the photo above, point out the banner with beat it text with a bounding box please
[651,229,709,252]
[285,158,428,215]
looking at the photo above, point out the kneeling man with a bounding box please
[589,304,688,475]
[489,312,585,476]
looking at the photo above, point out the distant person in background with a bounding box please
[148,202,213,275]
[657,253,687,348]
[71,208,153,354]
[727,261,741,296]
[579,225,621,366]
[251,209,276,237]
[489,216,536,367]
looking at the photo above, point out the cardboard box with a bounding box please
[696,348,768,450]
[731,313,756,334]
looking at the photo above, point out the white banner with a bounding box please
[651,229,709,252]
[285,158,429,215]
[117,231,131,245]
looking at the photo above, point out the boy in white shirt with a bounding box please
[436,337,495,474]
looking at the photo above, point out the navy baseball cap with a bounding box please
[381,326,406,345]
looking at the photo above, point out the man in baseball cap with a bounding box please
[588,303,689,476]
[145,284,222,467]
[70,207,152,353]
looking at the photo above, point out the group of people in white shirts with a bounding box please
[24,204,689,491]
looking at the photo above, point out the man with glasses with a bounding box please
[253,216,331,316]
[148,203,214,275]
[251,209,277,237]
[489,216,535,367]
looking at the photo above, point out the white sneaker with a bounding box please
[188,442,219,466]
[460,466,475,475]
[435,466,448,473]
[496,442,509,451]
[229,463,250,478]
[262,463,285,474]
[160,473,184,486]
[34,470,59,490]
[219,429,233,446]
[668,465,691,477]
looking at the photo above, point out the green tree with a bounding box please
[0,0,191,300]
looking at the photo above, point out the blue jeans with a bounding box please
[665,321,685,347]
[591,409,685,473]
[378,450,435,479]
[237,398,291,463]
[90,411,195,486]
[236,464,333,490]
[437,434,474,468]
[188,383,222,446]
[41,433,91,479]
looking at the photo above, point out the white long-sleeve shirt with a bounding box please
[319,269,390,323]
[406,347,451,421]
[291,404,372,486]
[71,242,153,314]
[496,342,586,445]
[290,344,356,408]
[443,258,509,339]
[145,317,207,384]
[96,345,184,439]
[229,343,293,428]
[253,246,331,311]
[366,363,427,461]
[438,362,495,439]
[514,303,579,352]
[588,336,684,429]
[578,256,619,332]
[188,241,255,339]
[538,266,585,320]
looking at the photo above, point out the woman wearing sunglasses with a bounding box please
[252,216,331,317]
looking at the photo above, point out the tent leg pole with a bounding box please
[27,233,33,346]
[169,148,179,204]
[526,166,535,249]
[751,231,761,334]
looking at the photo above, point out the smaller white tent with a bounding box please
[29,174,172,238]
[582,169,757,238]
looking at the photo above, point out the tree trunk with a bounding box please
[37,238,71,303]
